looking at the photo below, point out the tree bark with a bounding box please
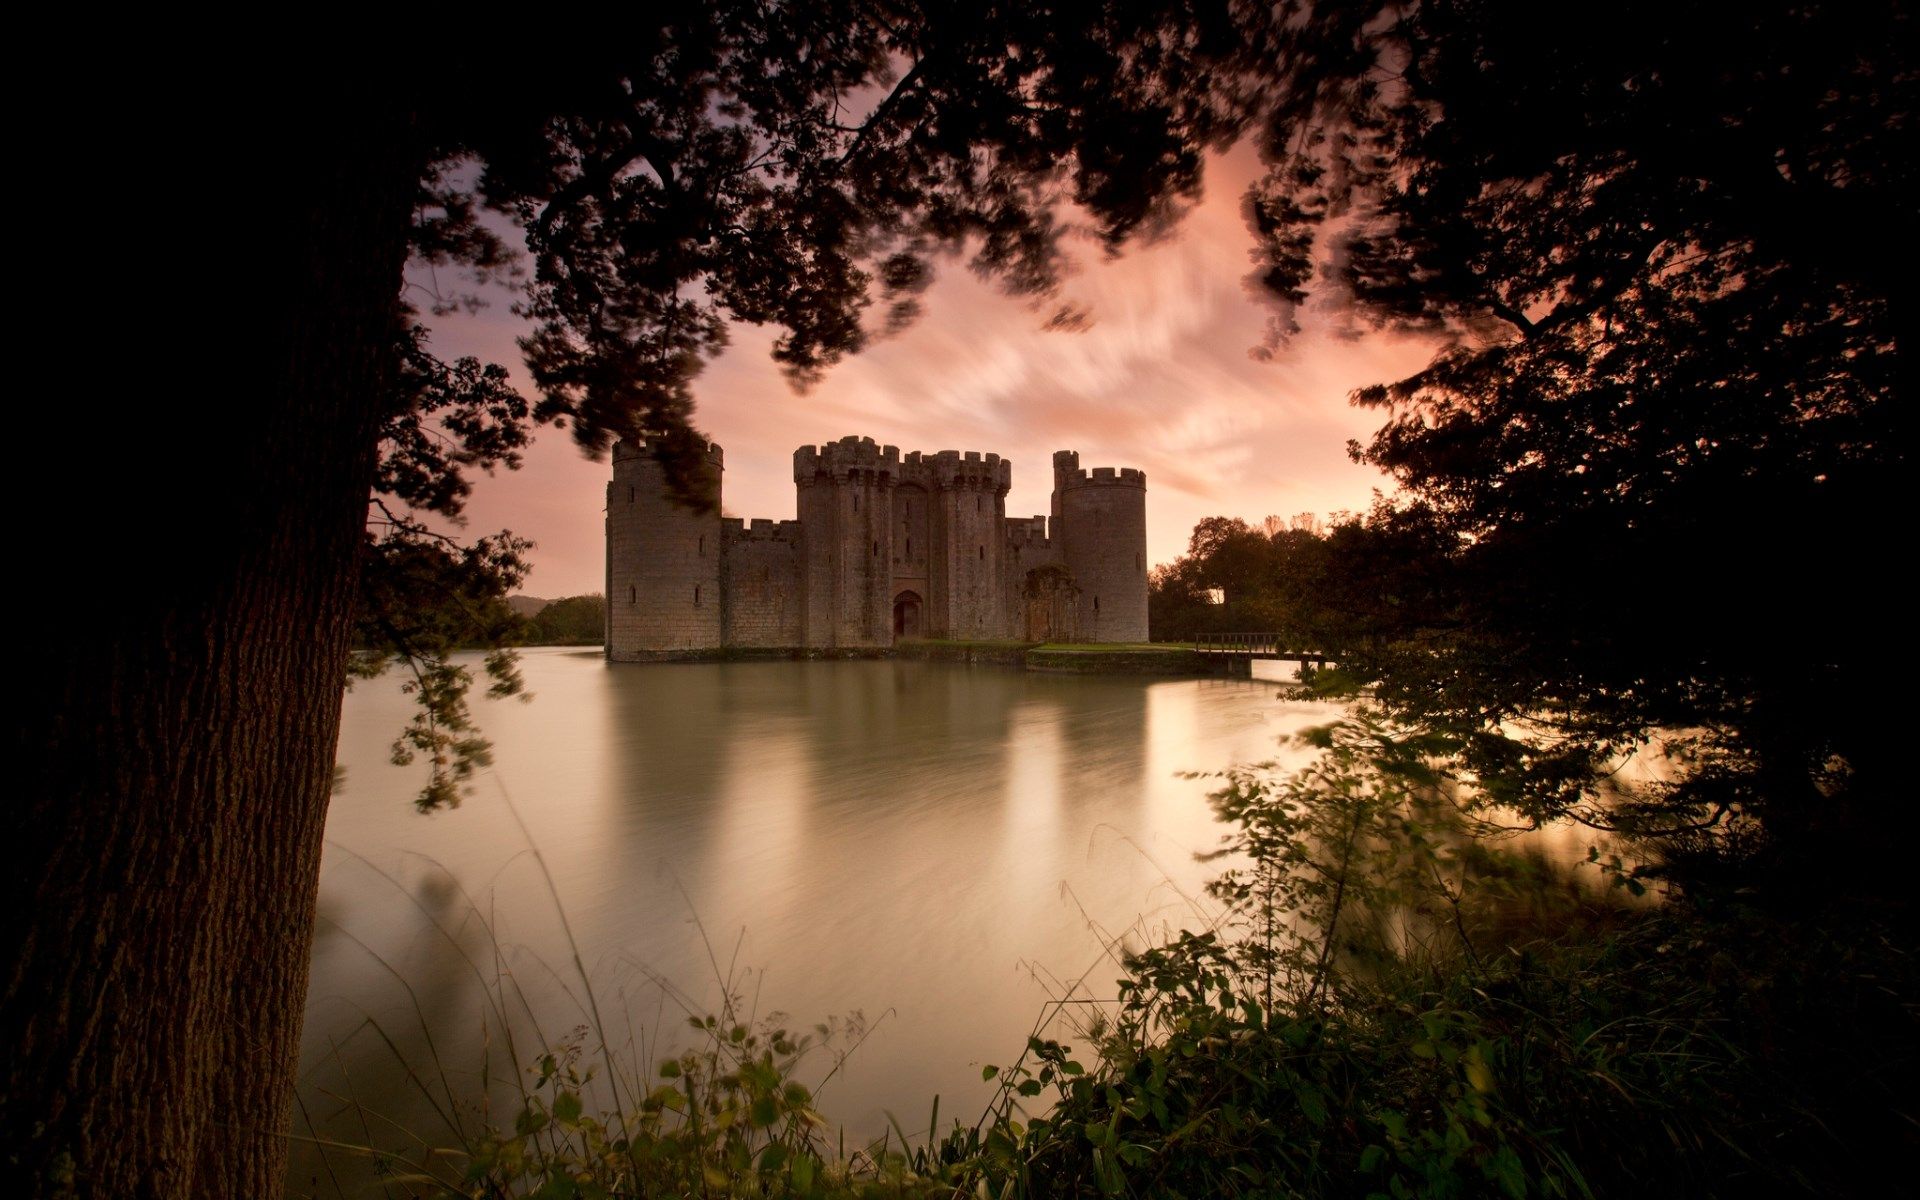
[4,78,418,1198]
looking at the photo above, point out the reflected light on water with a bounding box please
[296,651,1351,1191]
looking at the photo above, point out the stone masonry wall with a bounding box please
[889,481,932,618]
[607,439,724,657]
[721,519,802,646]
[1059,466,1149,643]
[1004,516,1064,640]
[794,436,900,648]
[608,436,1148,656]
[907,450,1010,638]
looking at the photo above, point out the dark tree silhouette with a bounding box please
[6,15,1266,1195]
[11,4,1910,1192]
[1243,0,1913,848]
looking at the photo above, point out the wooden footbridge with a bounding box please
[1194,633,1335,672]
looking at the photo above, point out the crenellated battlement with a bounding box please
[1059,464,1147,490]
[723,517,801,543]
[903,449,1013,492]
[794,434,901,484]
[612,434,1145,654]
[614,435,725,469]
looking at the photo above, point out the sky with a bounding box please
[414,144,1439,599]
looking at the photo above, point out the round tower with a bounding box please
[1057,459,1149,643]
[606,437,724,658]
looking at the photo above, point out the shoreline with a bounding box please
[597,639,1255,677]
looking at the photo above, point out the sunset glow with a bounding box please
[422,146,1438,597]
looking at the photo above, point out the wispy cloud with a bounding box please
[429,146,1437,596]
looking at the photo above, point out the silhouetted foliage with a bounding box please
[366,6,1279,805]
[12,13,1294,1193]
[971,718,1919,1199]
[349,531,529,812]
[19,5,1913,1192]
[1151,506,1452,654]
[1239,0,1914,863]
[416,9,1269,486]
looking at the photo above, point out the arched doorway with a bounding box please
[892,590,924,640]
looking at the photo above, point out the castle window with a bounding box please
[873,540,880,557]
[976,496,982,513]
[694,584,701,606]
[1094,595,1100,612]
[629,486,636,503]
[853,494,859,513]
[699,534,705,556]
[629,585,636,605]
[979,545,985,560]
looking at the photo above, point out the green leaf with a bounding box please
[750,1095,779,1127]
[1490,1144,1527,1199]
[1294,1085,1327,1126]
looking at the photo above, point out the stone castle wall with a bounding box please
[721,519,802,646]
[905,450,1011,639]
[608,435,1146,657]
[794,437,901,648]
[1058,460,1150,643]
[607,439,723,654]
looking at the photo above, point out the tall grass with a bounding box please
[295,714,1917,1198]
[959,714,1918,1199]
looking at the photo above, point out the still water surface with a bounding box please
[294,651,1342,1189]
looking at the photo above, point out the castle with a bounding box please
[606,435,1148,658]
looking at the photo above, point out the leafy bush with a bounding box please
[963,715,1917,1199]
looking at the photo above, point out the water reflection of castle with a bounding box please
[607,435,1148,658]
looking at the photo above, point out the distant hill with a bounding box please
[506,595,551,618]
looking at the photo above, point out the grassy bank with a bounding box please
[1024,644,1211,675]
[606,640,1227,676]
[895,639,1219,676]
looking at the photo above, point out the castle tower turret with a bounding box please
[1051,451,1078,563]
[1055,456,1148,643]
[794,436,900,647]
[920,450,1013,638]
[606,437,724,658]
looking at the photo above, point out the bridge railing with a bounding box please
[1194,633,1334,664]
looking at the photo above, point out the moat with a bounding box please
[295,649,1341,1188]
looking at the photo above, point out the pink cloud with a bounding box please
[420,145,1438,597]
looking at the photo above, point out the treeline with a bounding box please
[519,593,605,645]
[1150,507,1451,653]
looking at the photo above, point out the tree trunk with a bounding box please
[4,80,418,1198]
